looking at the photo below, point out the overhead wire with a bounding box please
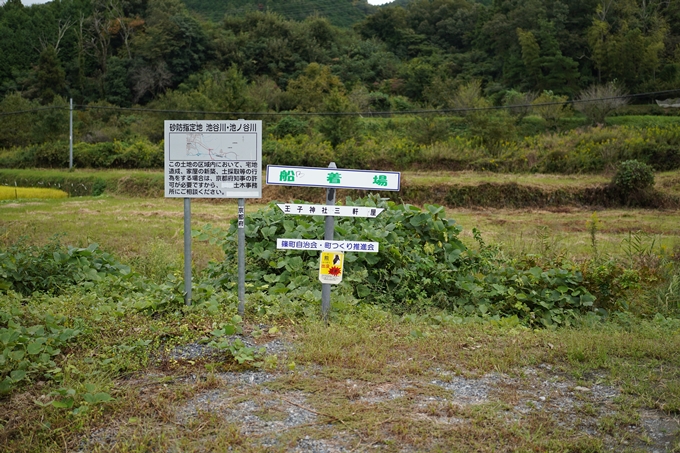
[0,106,65,117]
[1,88,680,117]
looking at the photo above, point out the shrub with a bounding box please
[574,83,628,125]
[0,238,132,295]
[269,116,309,139]
[612,160,655,193]
[263,135,334,167]
[532,91,570,129]
[196,197,597,326]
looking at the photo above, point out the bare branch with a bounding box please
[53,17,75,54]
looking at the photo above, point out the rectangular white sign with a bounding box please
[266,165,400,191]
[277,204,384,218]
[276,238,379,252]
[164,120,262,198]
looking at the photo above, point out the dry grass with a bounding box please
[0,185,68,200]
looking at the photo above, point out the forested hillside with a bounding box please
[182,0,375,26]
[1,0,680,151]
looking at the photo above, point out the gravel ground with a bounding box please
[78,337,680,452]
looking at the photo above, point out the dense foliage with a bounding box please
[197,197,599,326]
[0,238,131,295]
[2,0,679,118]
[4,118,680,177]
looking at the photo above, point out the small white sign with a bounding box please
[266,165,400,191]
[237,205,245,229]
[277,204,384,218]
[276,238,379,252]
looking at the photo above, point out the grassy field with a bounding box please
[1,194,678,267]
[1,178,679,452]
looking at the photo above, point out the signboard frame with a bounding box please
[266,165,400,191]
[165,120,263,199]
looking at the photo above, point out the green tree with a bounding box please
[0,92,37,148]
[574,82,628,124]
[532,90,570,129]
[129,0,209,94]
[104,56,131,106]
[517,28,541,86]
[318,89,359,148]
[32,47,66,104]
[284,63,345,112]
[503,89,537,123]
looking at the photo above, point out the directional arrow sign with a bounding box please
[277,203,384,218]
[267,165,400,191]
[277,239,379,252]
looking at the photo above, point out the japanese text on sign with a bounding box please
[266,165,400,191]
[165,120,262,199]
[319,251,343,284]
[277,204,384,218]
[276,239,379,252]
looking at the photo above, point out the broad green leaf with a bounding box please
[51,398,74,409]
[10,370,26,381]
[222,325,236,336]
[0,378,12,394]
[27,341,44,355]
[94,392,114,403]
[356,285,371,298]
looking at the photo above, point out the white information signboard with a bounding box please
[276,238,379,252]
[277,203,384,218]
[266,165,400,191]
[165,120,262,198]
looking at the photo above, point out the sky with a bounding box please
[21,0,396,5]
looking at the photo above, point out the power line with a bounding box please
[2,88,680,118]
[0,106,64,117]
[66,87,680,116]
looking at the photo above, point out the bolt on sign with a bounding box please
[319,251,344,284]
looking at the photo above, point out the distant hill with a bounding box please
[182,0,376,27]
[391,0,491,6]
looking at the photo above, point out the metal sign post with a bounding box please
[321,163,337,321]
[69,98,73,170]
[237,198,246,315]
[184,198,192,305]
